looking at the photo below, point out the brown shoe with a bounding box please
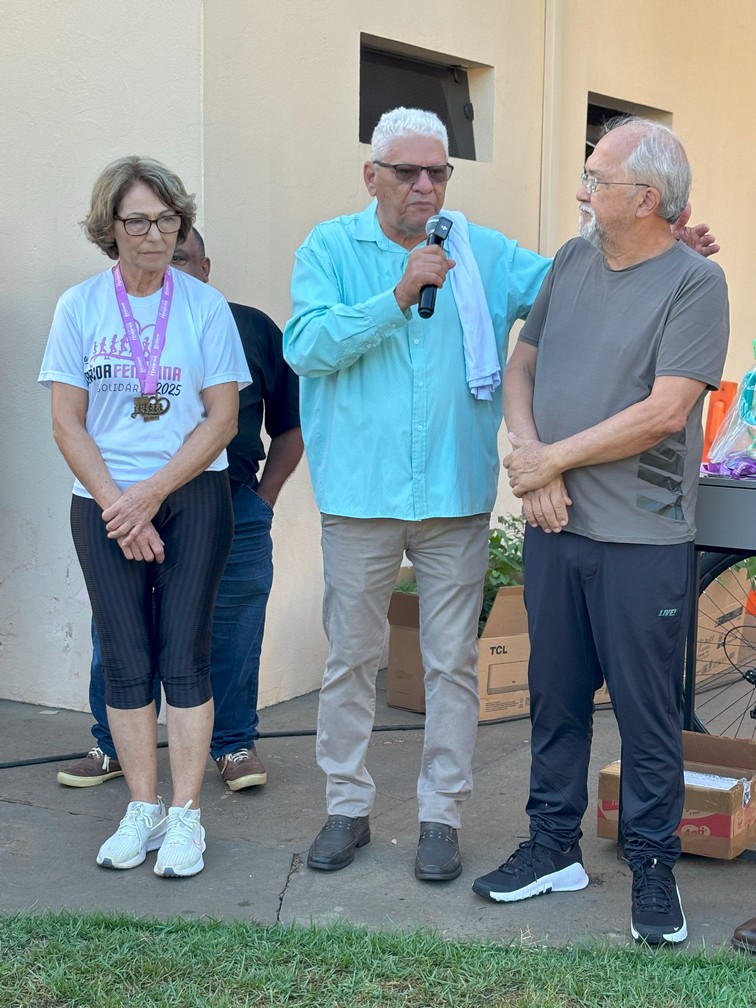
[732,916,756,953]
[57,746,124,788]
[215,748,267,791]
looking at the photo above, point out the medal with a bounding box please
[113,265,174,420]
[131,394,171,422]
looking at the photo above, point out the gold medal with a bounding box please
[131,394,171,422]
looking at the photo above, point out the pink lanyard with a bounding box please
[112,264,174,395]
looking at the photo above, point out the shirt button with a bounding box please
[417,424,423,431]
[418,381,424,387]
[413,338,420,345]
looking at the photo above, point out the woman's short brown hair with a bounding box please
[83,156,197,260]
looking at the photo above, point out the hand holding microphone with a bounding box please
[393,215,455,315]
[418,215,454,318]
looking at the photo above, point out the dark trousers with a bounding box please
[523,526,690,869]
[87,483,274,757]
[71,471,233,710]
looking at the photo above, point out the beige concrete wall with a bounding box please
[2,0,753,720]
[1,0,205,711]
[543,0,754,380]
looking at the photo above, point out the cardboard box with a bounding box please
[696,564,750,685]
[596,731,756,859]
[736,614,756,673]
[387,569,610,723]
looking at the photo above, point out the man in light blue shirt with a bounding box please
[283,107,549,883]
[284,169,548,521]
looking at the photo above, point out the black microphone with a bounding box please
[418,214,454,319]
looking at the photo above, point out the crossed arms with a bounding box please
[502,341,707,532]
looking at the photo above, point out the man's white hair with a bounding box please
[370,107,449,161]
[604,116,691,224]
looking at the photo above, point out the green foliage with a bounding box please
[391,515,526,635]
[744,556,756,587]
[479,513,525,633]
[0,911,754,1008]
[726,556,756,593]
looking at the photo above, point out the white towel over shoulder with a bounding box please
[442,209,500,401]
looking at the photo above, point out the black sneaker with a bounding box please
[630,858,687,944]
[472,839,589,903]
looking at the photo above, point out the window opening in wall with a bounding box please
[586,102,625,161]
[360,45,476,160]
[586,95,670,163]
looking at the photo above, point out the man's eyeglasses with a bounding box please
[114,214,183,236]
[373,162,454,184]
[580,172,650,196]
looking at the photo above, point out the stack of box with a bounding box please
[596,731,756,859]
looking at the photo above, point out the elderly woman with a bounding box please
[39,157,250,877]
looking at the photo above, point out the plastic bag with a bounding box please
[704,365,756,477]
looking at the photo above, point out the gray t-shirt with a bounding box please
[519,237,729,544]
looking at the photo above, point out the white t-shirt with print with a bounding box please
[39,266,252,497]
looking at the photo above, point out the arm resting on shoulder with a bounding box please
[671,203,720,258]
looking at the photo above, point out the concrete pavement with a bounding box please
[0,676,752,950]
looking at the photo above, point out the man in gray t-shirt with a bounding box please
[472,117,729,947]
[524,236,726,543]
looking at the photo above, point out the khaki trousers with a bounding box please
[317,513,489,827]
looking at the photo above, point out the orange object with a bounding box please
[702,380,737,463]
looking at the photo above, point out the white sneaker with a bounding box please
[97,799,167,870]
[154,802,206,878]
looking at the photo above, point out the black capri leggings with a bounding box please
[71,470,233,710]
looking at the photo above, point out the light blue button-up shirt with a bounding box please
[283,202,550,520]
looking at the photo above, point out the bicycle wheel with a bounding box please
[695,551,756,738]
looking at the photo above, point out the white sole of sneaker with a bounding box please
[477,862,590,902]
[97,834,165,871]
[630,920,688,944]
[631,889,688,944]
[154,852,205,878]
[154,826,207,878]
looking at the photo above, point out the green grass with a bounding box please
[0,911,753,1008]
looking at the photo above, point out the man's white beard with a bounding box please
[578,205,605,250]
